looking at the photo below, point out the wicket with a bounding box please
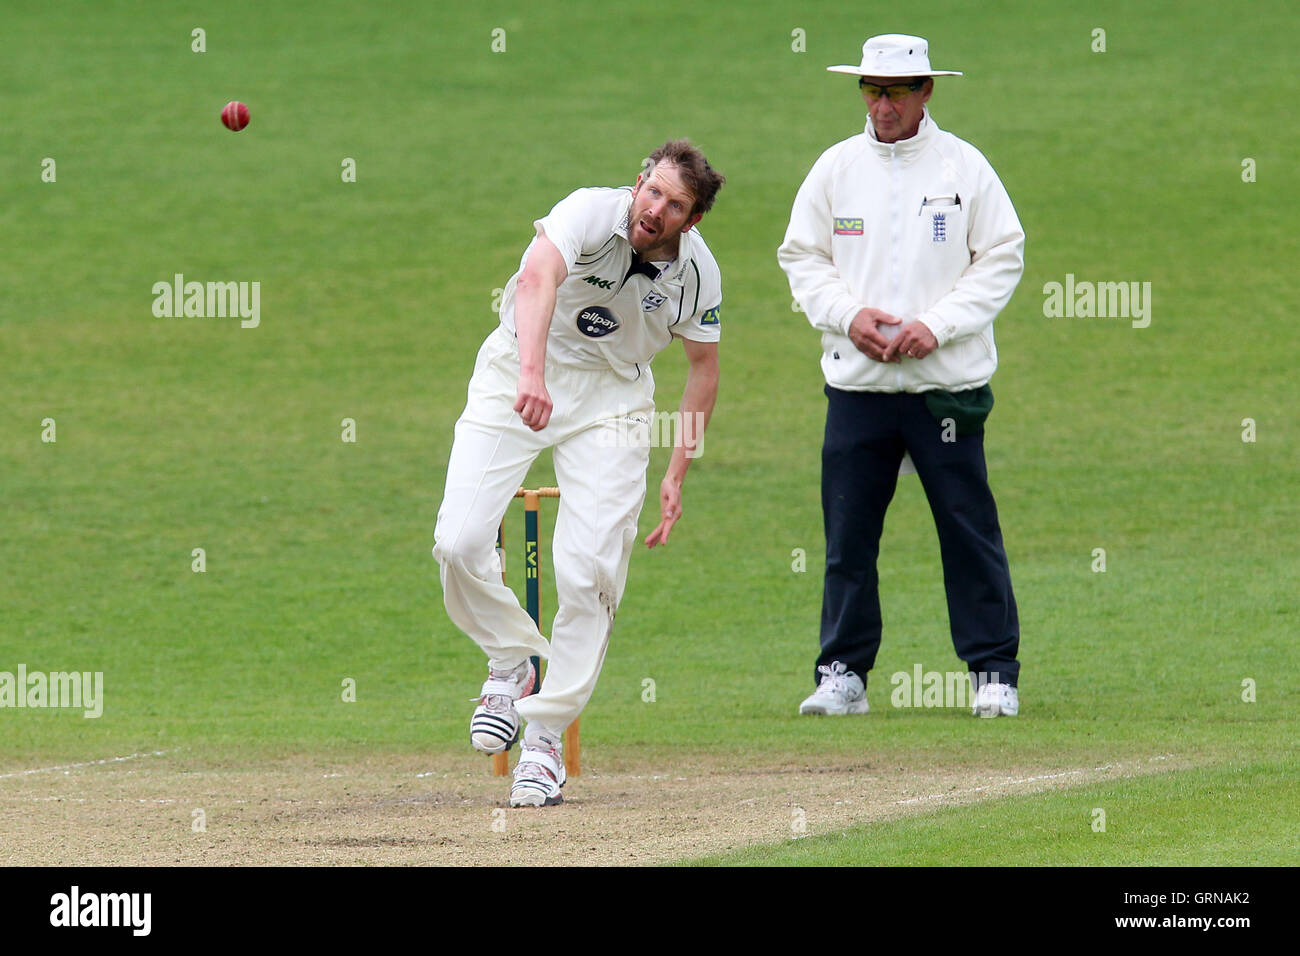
[492,487,581,777]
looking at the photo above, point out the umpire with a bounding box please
[778,34,1025,718]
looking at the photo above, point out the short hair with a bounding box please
[642,139,726,218]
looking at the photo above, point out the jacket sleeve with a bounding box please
[916,156,1025,347]
[777,148,860,337]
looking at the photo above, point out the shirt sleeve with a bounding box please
[532,189,617,272]
[777,145,862,337]
[673,254,723,343]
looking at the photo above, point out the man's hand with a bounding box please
[514,371,552,431]
[644,475,682,548]
[881,321,938,362]
[847,308,902,361]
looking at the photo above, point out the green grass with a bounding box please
[2,0,1297,864]
[685,759,1300,866]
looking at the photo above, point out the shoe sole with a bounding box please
[799,700,870,715]
[509,789,564,808]
[506,790,564,806]
[471,734,516,754]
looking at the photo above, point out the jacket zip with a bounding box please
[889,143,904,390]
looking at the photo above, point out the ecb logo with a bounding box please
[931,213,947,243]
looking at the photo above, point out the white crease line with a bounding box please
[0,797,179,804]
[0,750,170,780]
[894,754,1175,807]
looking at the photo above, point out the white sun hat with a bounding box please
[827,34,962,78]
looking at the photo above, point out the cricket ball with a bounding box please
[221,101,250,132]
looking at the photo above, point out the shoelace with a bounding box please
[470,664,531,704]
[516,756,558,783]
[816,662,854,696]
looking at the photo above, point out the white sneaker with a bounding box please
[509,728,566,808]
[470,660,536,754]
[972,681,1019,718]
[798,661,869,715]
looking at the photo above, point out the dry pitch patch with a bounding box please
[0,749,1191,866]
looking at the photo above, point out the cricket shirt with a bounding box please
[498,187,722,381]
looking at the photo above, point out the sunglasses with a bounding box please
[859,78,927,100]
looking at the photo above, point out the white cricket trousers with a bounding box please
[433,326,654,737]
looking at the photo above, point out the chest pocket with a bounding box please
[919,194,963,245]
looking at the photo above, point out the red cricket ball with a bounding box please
[221,101,250,132]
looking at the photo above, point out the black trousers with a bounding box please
[817,386,1020,688]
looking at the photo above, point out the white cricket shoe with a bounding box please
[798,661,869,715]
[971,681,1019,718]
[470,660,536,754]
[509,728,566,808]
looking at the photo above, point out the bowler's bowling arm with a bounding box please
[513,235,568,430]
[514,235,567,378]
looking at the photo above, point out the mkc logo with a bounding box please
[584,276,615,289]
[833,218,864,235]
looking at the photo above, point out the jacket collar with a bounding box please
[863,107,938,161]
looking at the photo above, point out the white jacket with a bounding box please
[778,109,1025,392]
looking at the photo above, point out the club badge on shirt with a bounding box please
[641,291,667,312]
